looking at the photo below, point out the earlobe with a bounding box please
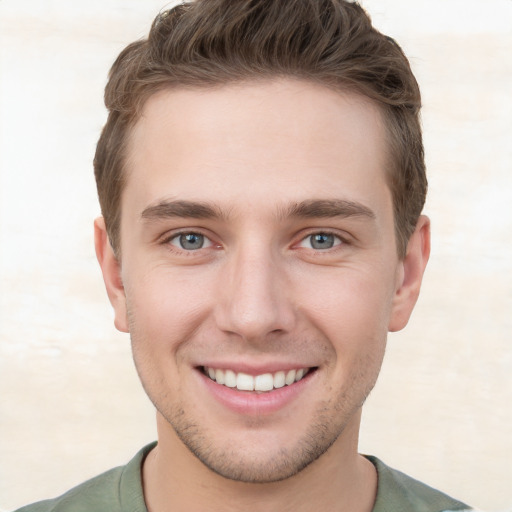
[388,215,431,332]
[94,217,129,333]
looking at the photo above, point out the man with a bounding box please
[17,1,471,511]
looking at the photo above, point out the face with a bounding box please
[96,80,429,483]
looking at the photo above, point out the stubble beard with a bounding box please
[162,398,345,483]
[134,354,381,484]
[127,307,384,484]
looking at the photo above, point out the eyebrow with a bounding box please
[283,199,376,221]
[140,198,375,223]
[141,200,227,221]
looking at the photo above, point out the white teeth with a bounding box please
[204,366,310,392]
[285,369,296,385]
[215,368,225,385]
[236,372,254,391]
[274,371,285,389]
[254,373,274,392]
[224,369,237,388]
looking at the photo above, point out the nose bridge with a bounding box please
[216,237,294,340]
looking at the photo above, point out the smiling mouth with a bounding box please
[202,366,314,392]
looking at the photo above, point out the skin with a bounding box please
[95,79,430,512]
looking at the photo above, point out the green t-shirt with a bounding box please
[14,443,470,512]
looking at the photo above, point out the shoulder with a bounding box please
[14,466,126,512]
[13,443,156,512]
[367,456,471,512]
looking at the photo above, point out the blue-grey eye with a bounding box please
[298,232,341,250]
[310,233,335,249]
[171,233,209,250]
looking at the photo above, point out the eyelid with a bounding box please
[157,227,351,253]
[169,232,213,249]
[299,234,340,249]
[159,228,219,251]
[294,229,350,250]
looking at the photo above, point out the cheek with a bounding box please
[295,268,394,352]
[123,267,215,354]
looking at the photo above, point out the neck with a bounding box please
[142,411,377,512]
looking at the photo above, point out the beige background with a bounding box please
[1,1,511,510]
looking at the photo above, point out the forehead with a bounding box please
[123,79,391,221]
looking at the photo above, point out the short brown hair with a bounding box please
[94,0,426,258]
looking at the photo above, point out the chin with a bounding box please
[158,394,361,484]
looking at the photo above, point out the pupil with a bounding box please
[311,233,334,249]
[180,233,204,250]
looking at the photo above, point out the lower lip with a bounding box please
[198,369,315,416]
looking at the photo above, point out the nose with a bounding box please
[214,242,296,343]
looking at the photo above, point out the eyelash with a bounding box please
[160,229,348,254]
[161,230,215,253]
[295,230,348,252]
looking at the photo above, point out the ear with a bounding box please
[388,215,431,332]
[94,217,129,333]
